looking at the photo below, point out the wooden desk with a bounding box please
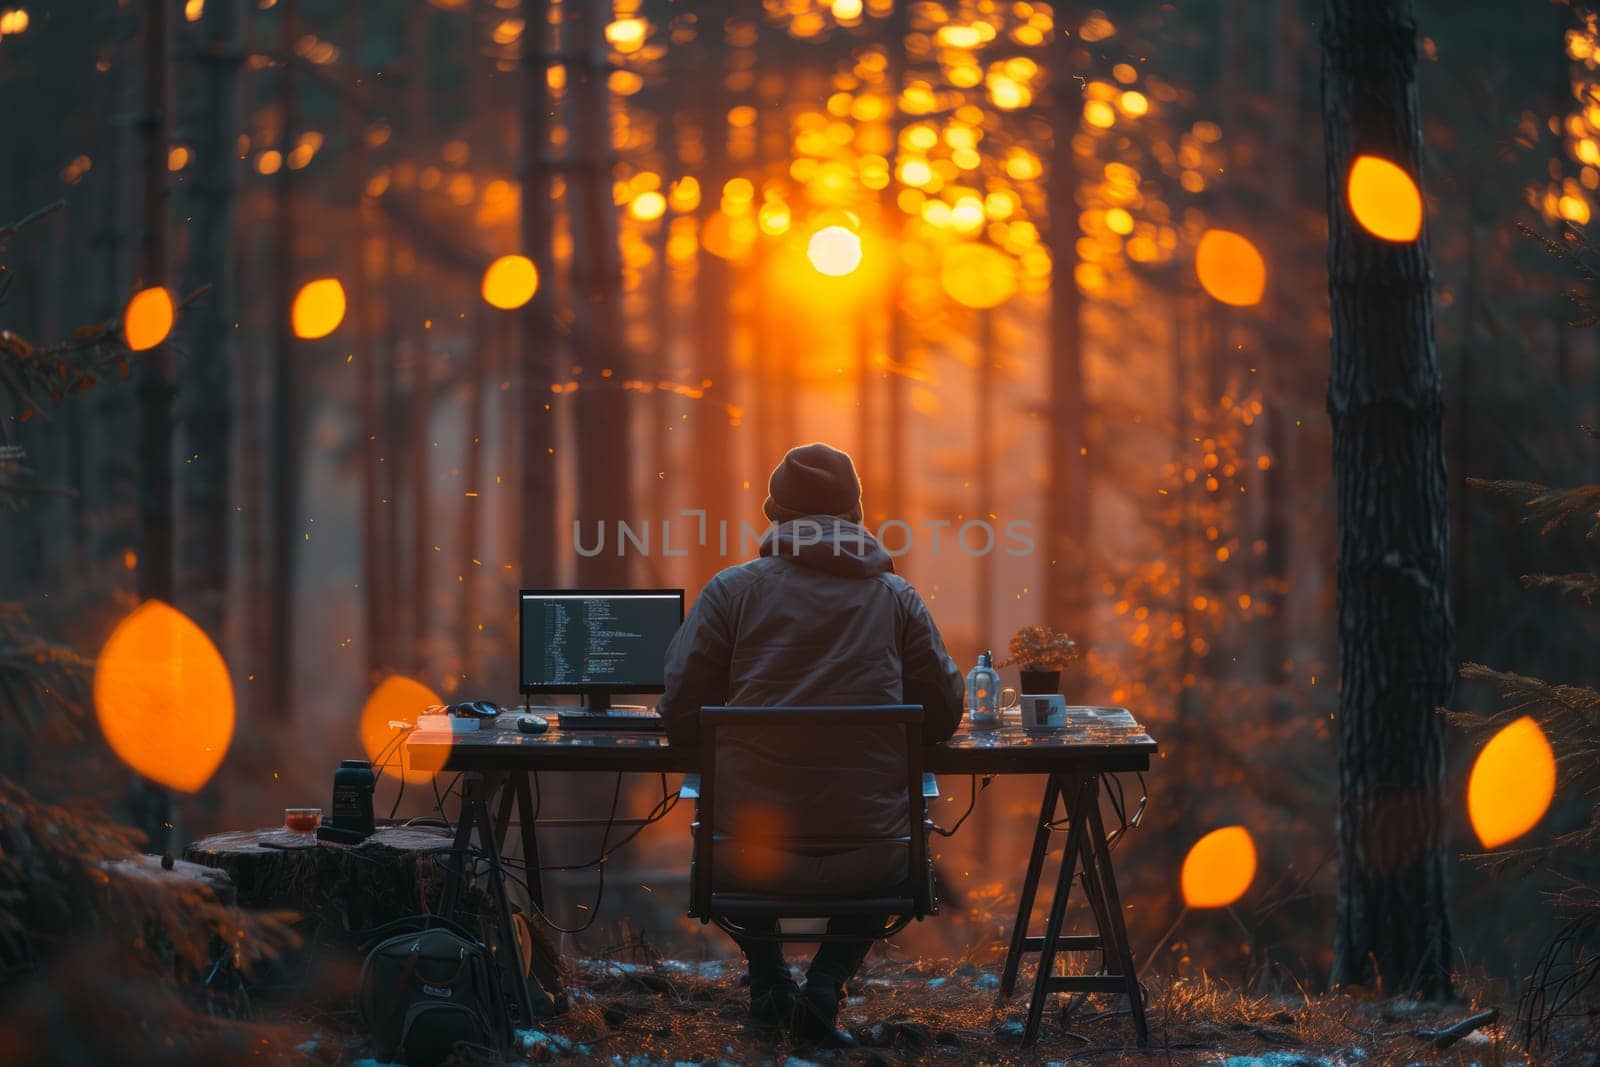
[407,708,1157,1048]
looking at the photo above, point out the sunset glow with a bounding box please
[806,225,863,277]
[940,242,1018,309]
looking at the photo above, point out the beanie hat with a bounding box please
[763,443,863,523]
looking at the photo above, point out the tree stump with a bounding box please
[183,825,459,941]
[184,824,569,1011]
[101,854,238,907]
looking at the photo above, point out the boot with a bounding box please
[791,980,857,1049]
[749,974,799,1030]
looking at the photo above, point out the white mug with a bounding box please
[1021,693,1068,729]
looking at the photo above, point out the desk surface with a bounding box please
[405,707,1157,776]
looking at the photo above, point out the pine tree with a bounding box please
[1322,0,1455,997]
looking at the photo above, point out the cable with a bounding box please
[431,772,463,830]
[534,772,624,873]
[365,725,414,823]
[442,772,680,936]
[929,774,992,837]
[476,850,606,936]
[1103,772,1148,853]
[507,781,679,873]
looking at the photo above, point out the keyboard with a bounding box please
[556,708,666,732]
[680,771,938,798]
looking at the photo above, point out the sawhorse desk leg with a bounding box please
[996,772,1148,1049]
[437,771,558,1025]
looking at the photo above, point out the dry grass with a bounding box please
[430,955,1592,1066]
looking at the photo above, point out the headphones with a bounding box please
[444,700,501,720]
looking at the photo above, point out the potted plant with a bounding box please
[997,625,1081,695]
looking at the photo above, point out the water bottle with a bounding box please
[330,758,376,837]
[967,650,1001,729]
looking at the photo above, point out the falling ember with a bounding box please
[1468,716,1555,849]
[94,601,235,794]
[1180,825,1256,908]
[481,254,539,310]
[1195,229,1266,308]
[806,225,862,277]
[123,286,175,352]
[1346,155,1422,242]
[291,278,346,339]
[359,675,449,784]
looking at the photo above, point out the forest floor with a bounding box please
[282,955,1588,1066]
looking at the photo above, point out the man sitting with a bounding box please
[659,443,964,1046]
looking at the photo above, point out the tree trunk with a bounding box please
[348,0,389,688]
[1322,0,1454,998]
[568,0,632,587]
[520,0,558,588]
[132,0,174,852]
[136,0,173,608]
[406,4,433,674]
[459,308,489,683]
[1046,26,1091,651]
[179,0,242,648]
[408,326,432,675]
[880,0,911,528]
[1260,0,1299,693]
[693,6,734,577]
[267,0,300,721]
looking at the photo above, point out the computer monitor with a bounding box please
[518,589,685,712]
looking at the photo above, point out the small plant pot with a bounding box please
[1019,669,1061,695]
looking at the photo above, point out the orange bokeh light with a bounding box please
[481,254,539,310]
[1195,229,1266,308]
[605,17,646,53]
[725,804,795,890]
[123,286,175,352]
[1468,715,1555,849]
[1347,154,1422,243]
[359,675,448,784]
[1180,825,1256,908]
[806,225,862,277]
[94,601,235,794]
[629,190,667,222]
[291,277,346,339]
[940,242,1018,309]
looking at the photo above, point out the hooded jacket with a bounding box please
[659,518,965,893]
[659,517,965,747]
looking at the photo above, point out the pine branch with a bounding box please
[1466,477,1600,537]
[1522,572,1600,602]
[0,200,64,245]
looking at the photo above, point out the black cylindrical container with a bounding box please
[331,758,376,837]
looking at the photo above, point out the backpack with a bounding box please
[359,922,513,1065]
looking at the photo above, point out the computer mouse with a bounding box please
[517,715,549,735]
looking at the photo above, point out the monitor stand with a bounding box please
[583,692,613,714]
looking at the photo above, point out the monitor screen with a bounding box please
[519,589,684,694]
